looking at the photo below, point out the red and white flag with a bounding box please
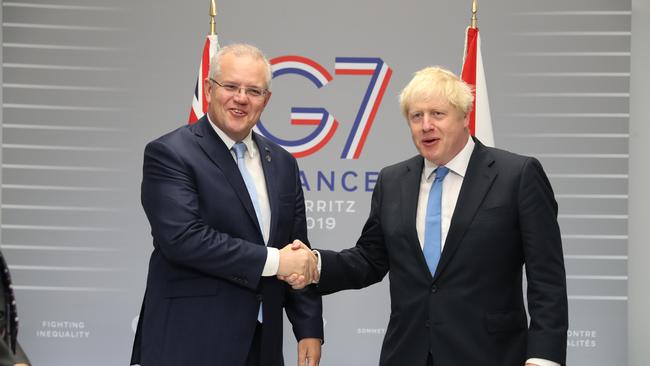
[188,35,220,124]
[461,27,494,147]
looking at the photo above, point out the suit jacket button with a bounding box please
[431,285,438,293]
[256,294,263,301]
[425,320,431,328]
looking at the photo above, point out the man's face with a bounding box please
[406,95,469,165]
[204,53,271,141]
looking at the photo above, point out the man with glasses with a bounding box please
[131,44,322,366]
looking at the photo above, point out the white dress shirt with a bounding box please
[415,136,474,251]
[208,117,280,276]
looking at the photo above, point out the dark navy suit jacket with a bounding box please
[131,116,323,366]
[317,138,568,366]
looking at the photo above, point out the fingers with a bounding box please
[278,243,316,281]
[278,273,311,290]
[290,275,307,290]
[312,266,320,284]
[277,240,319,289]
[291,239,309,250]
[298,338,321,366]
[297,349,306,366]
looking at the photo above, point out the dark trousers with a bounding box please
[244,322,262,366]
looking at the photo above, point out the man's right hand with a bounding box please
[278,240,317,285]
[278,240,320,289]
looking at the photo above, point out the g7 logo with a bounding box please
[254,56,392,159]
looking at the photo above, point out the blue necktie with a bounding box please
[423,166,450,276]
[232,142,264,322]
[232,142,264,233]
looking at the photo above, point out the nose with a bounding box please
[422,115,434,131]
[232,88,248,103]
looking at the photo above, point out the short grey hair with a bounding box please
[208,43,273,90]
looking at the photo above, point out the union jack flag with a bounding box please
[188,35,220,124]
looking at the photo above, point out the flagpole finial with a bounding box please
[470,0,478,29]
[209,0,217,35]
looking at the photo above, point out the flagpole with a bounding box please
[209,0,217,36]
[470,0,478,29]
[189,0,220,123]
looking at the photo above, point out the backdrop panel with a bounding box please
[1,0,629,364]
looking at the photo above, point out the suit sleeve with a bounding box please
[283,159,324,341]
[316,169,390,295]
[141,140,267,289]
[518,157,568,363]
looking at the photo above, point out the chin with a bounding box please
[421,151,438,161]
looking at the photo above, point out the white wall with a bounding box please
[628,1,650,365]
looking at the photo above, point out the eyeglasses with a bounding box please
[210,78,268,98]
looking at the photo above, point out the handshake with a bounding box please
[277,240,319,289]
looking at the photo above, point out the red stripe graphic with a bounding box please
[335,69,375,75]
[353,67,392,159]
[271,55,333,82]
[291,119,322,126]
[292,120,339,158]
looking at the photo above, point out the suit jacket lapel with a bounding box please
[400,156,433,276]
[192,117,262,237]
[433,139,497,280]
[252,133,279,246]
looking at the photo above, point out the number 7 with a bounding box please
[335,58,393,159]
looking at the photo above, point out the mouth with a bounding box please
[422,137,439,147]
[229,108,247,117]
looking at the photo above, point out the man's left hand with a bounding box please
[297,338,321,366]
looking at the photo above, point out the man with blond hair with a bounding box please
[284,66,568,366]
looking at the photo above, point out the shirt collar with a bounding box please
[423,135,475,181]
[206,114,257,158]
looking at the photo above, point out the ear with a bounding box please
[462,112,470,128]
[262,90,272,108]
[203,78,213,104]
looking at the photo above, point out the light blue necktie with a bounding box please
[423,166,450,276]
[232,142,264,232]
[232,141,264,322]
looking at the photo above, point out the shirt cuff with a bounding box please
[526,358,560,366]
[262,247,280,276]
[313,250,322,281]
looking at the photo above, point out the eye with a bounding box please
[222,84,239,92]
[246,87,264,97]
[410,112,423,120]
